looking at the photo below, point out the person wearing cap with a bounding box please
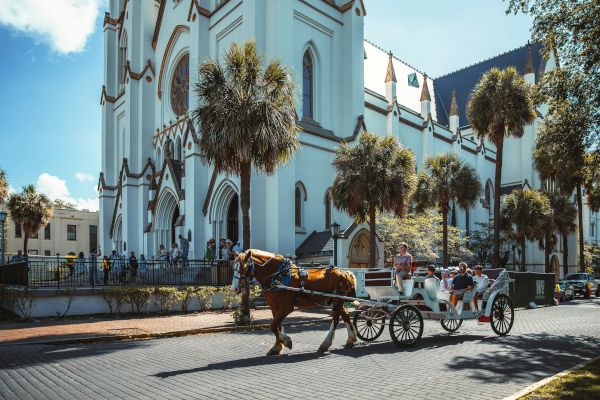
[472,265,489,312]
[393,242,412,294]
[450,262,474,306]
[221,239,232,260]
[440,269,452,292]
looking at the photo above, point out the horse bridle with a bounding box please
[233,256,256,291]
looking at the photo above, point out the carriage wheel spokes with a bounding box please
[440,317,463,333]
[353,308,386,342]
[490,294,514,336]
[389,305,423,348]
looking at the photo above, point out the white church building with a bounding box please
[98,0,597,273]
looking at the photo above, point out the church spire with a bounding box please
[449,89,459,116]
[420,74,431,101]
[385,50,396,83]
[524,43,534,75]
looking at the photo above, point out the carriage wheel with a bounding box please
[440,318,463,333]
[388,305,423,348]
[490,294,514,336]
[353,308,386,342]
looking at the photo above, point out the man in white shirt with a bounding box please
[472,265,489,312]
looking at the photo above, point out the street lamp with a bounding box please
[330,222,340,266]
[0,210,7,265]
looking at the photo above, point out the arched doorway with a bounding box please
[551,255,560,281]
[155,189,180,253]
[349,230,373,268]
[226,194,239,244]
[114,215,123,253]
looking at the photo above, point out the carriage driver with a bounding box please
[449,262,474,306]
[393,243,412,294]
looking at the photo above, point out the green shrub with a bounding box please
[232,307,253,326]
[8,287,36,319]
[220,287,240,311]
[178,287,197,313]
[101,287,127,315]
[154,287,182,313]
[125,287,153,314]
[196,287,217,311]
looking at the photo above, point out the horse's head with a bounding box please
[231,250,254,294]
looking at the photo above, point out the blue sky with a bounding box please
[0,0,532,211]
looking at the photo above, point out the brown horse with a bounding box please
[231,249,358,355]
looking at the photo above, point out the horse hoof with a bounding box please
[344,342,355,349]
[317,345,330,353]
[266,349,281,356]
[285,339,293,350]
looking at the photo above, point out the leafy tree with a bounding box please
[541,191,577,275]
[583,150,600,212]
[192,40,299,319]
[467,66,536,268]
[332,133,416,268]
[501,189,551,271]
[0,168,8,204]
[377,211,472,266]
[468,222,515,268]
[7,185,53,255]
[412,153,481,268]
[53,199,77,210]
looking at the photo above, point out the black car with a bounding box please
[563,273,599,297]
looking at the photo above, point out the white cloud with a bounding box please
[36,173,99,211]
[75,172,95,183]
[0,0,105,53]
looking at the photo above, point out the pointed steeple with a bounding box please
[385,50,396,83]
[524,43,534,74]
[420,74,431,101]
[449,89,459,116]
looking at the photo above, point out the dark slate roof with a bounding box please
[433,43,546,127]
[296,230,333,257]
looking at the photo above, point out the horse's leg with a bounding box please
[267,305,294,355]
[318,303,341,353]
[339,306,357,348]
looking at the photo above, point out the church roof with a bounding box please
[296,230,333,257]
[433,43,546,127]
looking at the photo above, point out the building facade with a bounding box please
[99,0,596,274]
[7,208,99,257]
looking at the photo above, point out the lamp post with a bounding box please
[0,210,7,265]
[330,222,340,267]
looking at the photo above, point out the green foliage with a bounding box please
[7,287,36,320]
[101,287,127,315]
[7,185,54,254]
[468,222,514,266]
[154,287,182,314]
[0,168,8,204]
[124,287,153,314]
[57,287,76,317]
[220,287,240,311]
[178,287,197,313]
[196,286,217,311]
[377,211,472,266]
[413,153,481,267]
[53,199,77,210]
[232,308,253,326]
[502,189,552,271]
[583,151,600,212]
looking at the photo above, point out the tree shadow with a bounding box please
[445,333,600,383]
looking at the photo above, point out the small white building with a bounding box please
[7,208,99,257]
[98,0,597,275]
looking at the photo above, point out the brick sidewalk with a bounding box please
[0,309,331,345]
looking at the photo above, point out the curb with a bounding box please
[3,318,330,347]
[501,355,600,400]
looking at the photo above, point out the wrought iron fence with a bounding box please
[0,261,28,286]
[3,256,234,288]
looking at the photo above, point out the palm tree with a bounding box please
[501,189,551,272]
[413,153,481,268]
[192,40,299,318]
[7,185,53,255]
[0,168,8,204]
[467,66,536,268]
[543,191,577,276]
[332,132,417,268]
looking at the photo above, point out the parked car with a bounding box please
[562,273,599,297]
[556,282,575,302]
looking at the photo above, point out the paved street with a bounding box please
[1,299,599,400]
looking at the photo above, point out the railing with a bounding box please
[0,262,28,286]
[5,257,234,288]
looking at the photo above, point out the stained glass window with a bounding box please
[170,54,189,116]
[407,72,419,88]
[302,50,313,119]
[295,186,302,227]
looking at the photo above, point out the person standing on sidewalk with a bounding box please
[179,234,190,266]
[129,252,139,284]
[139,254,147,284]
[88,249,98,286]
[102,255,111,285]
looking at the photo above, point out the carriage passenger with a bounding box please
[440,269,452,291]
[449,262,473,306]
[425,265,437,280]
[393,243,412,294]
[472,265,489,312]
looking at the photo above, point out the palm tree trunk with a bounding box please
[544,235,551,273]
[576,184,584,272]
[239,162,251,319]
[520,238,526,272]
[493,138,504,268]
[562,233,569,277]
[441,203,449,268]
[368,206,377,268]
[23,233,29,256]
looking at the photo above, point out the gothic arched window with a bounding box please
[170,53,189,116]
[295,187,302,227]
[325,190,332,230]
[302,50,314,119]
